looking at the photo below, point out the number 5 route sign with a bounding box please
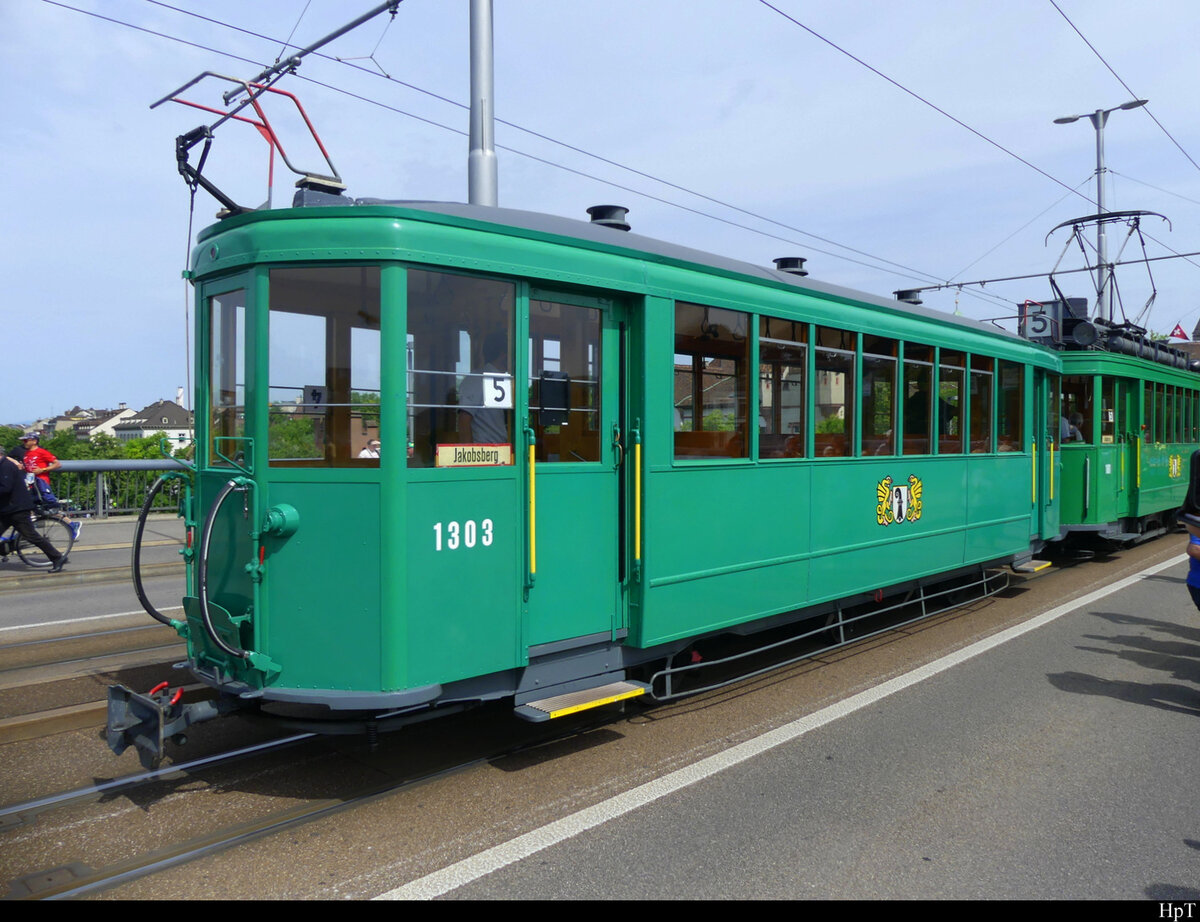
[483,374,513,408]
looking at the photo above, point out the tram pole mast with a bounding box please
[468,0,498,206]
[1054,99,1148,323]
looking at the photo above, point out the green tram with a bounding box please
[111,197,1115,767]
[1054,336,1199,540]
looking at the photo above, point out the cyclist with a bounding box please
[0,445,67,572]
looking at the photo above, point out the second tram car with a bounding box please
[1054,338,1199,540]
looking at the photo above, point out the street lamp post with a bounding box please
[1054,98,1148,322]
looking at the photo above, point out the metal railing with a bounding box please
[54,459,191,518]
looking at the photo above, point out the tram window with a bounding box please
[1156,383,1167,444]
[1144,384,1154,443]
[758,317,806,458]
[936,351,965,454]
[267,267,381,466]
[1099,378,1116,444]
[529,300,601,463]
[208,289,245,467]
[406,270,515,469]
[997,361,1023,451]
[862,335,897,456]
[1061,375,1092,443]
[903,344,933,455]
[1047,375,1061,447]
[1166,385,1178,443]
[814,327,854,458]
[969,356,993,452]
[674,303,749,459]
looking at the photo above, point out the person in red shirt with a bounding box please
[20,433,60,504]
[19,433,81,540]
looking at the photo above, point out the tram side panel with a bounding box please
[639,463,815,646]
[263,480,384,692]
[405,475,524,688]
[1138,441,1189,520]
[634,451,1034,650]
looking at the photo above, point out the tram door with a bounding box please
[523,290,628,647]
[1034,370,1061,540]
[1115,378,1138,519]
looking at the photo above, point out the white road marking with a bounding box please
[377,554,1187,900]
[0,608,184,633]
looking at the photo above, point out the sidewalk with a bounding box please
[0,513,186,593]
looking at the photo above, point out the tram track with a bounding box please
[0,615,186,745]
[1,707,626,900]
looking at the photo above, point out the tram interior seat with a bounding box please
[815,434,847,457]
[759,434,790,458]
[674,430,737,457]
[902,437,931,454]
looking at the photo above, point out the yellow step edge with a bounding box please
[516,680,648,722]
[1013,559,1052,573]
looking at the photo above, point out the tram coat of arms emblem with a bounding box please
[1169,454,1183,478]
[876,475,923,526]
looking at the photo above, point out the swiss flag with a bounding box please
[1171,324,1189,340]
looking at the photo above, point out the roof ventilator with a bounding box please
[587,205,631,231]
[773,257,808,276]
[894,289,924,305]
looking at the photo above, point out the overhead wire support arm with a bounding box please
[151,1,402,213]
[223,0,403,106]
[900,215,1183,297]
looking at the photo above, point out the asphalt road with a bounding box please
[0,515,184,630]
[388,556,1200,900]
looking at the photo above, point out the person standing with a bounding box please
[0,446,67,572]
[458,330,511,445]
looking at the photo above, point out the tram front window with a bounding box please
[406,270,515,469]
[1061,375,1092,443]
[208,289,245,467]
[267,267,381,466]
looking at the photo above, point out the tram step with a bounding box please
[515,680,649,722]
[1012,559,1052,574]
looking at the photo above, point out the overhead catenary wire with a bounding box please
[48,0,1019,309]
[756,0,1098,206]
[947,176,1094,282]
[1048,0,1200,176]
[141,0,957,289]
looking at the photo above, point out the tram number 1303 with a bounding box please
[433,519,495,551]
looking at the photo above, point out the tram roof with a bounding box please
[206,196,1033,346]
[369,199,1028,342]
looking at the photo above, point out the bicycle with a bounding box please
[0,504,78,568]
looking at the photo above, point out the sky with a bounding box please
[5,0,1200,425]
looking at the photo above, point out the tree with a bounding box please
[269,414,318,459]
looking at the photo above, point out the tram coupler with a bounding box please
[106,683,240,771]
